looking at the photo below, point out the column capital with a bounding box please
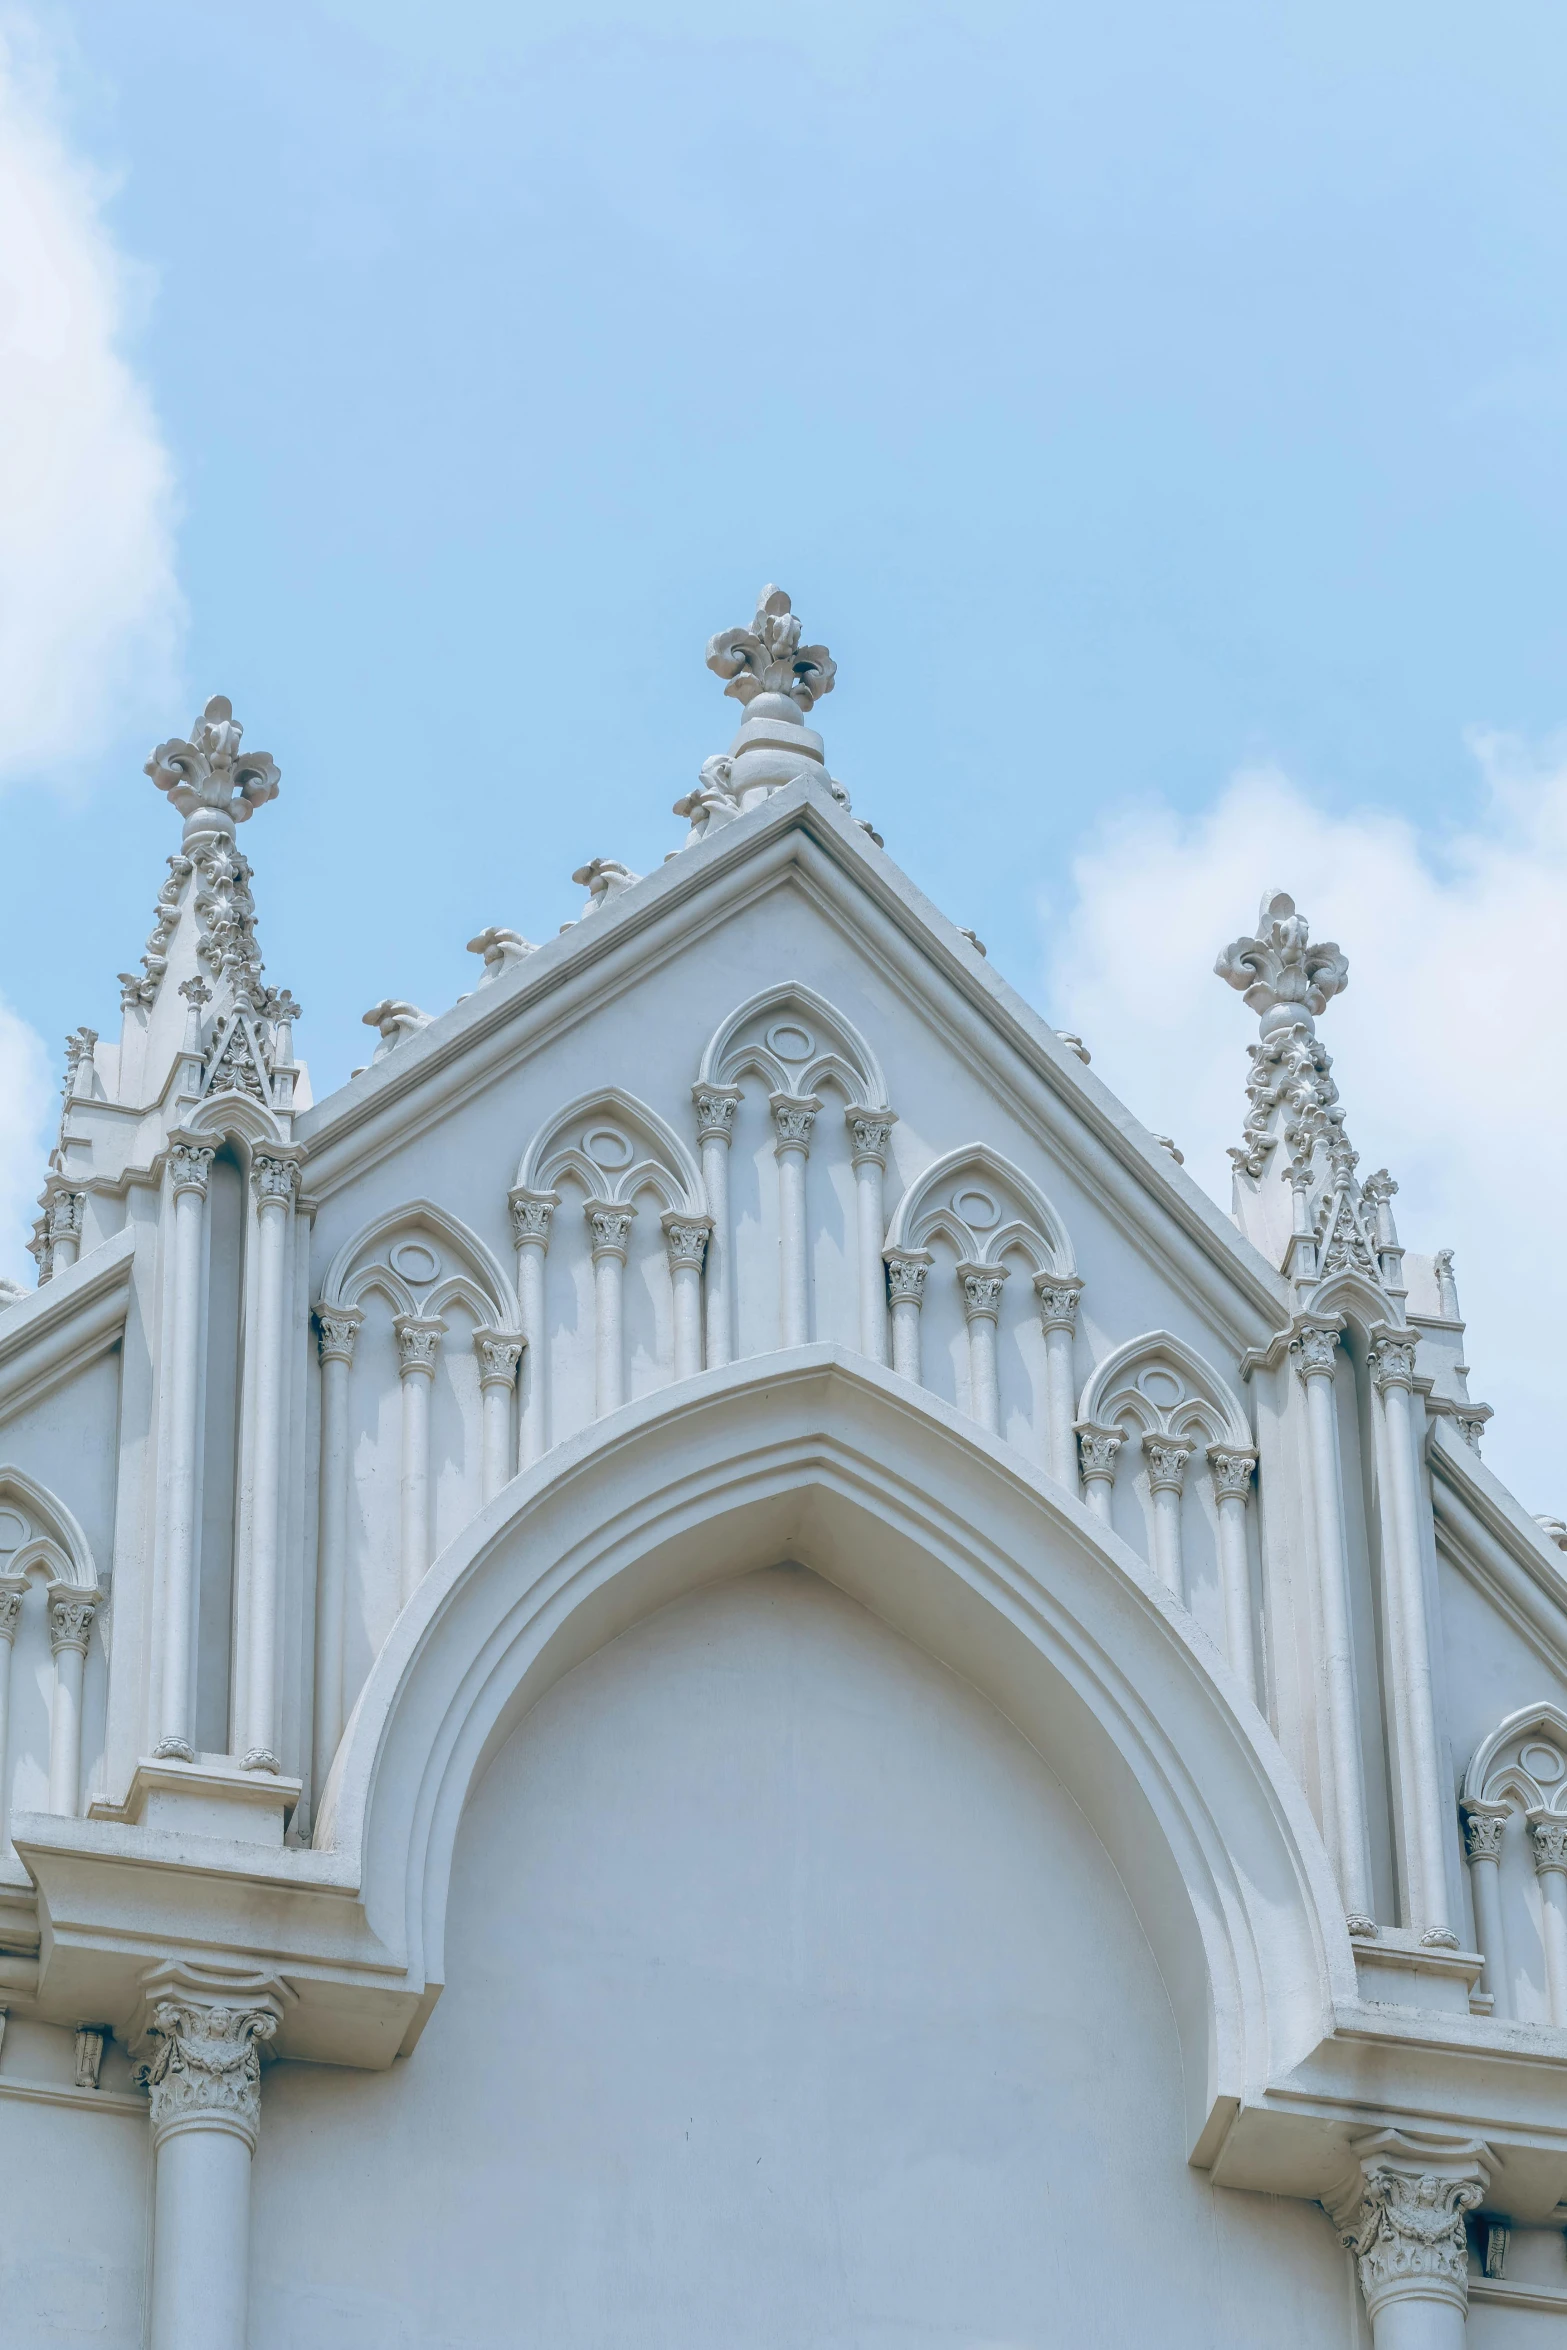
[1327,2128,1489,2328]
[661,1213,712,1272]
[1528,1810,1567,1876]
[508,1186,559,1250]
[1075,1422,1124,1485]
[845,1107,897,1168]
[586,1202,636,1262]
[1207,1446,1257,1502]
[1033,1274,1082,1332]
[135,1965,292,2154]
[45,1187,87,1243]
[313,1303,364,1365]
[1289,1317,1342,1383]
[393,1315,445,1378]
[0,1575,27,1643]
[1462,1798,1510,1864]
[883,1248,932,1305]
[46,1582,101,1658]
[250,1151,301,1210]
[1368,1324,1419,1394]
[167,1139,216,1199]
[1142,1435,1193,1495]
[957,1262,1008,1324]
[474,1331,524,1391]
[691,1084,742,1145]
[769,1093,820,1153]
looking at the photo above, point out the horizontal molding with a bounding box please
[0,1225,135,1423]
[1469,2274,1567,2312]
[0,2073,145,2118]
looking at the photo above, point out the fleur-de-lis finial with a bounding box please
[1215,889,1349,1037]
[706,586,835,714]
[146,696,281,842]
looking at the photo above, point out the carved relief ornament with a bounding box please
[770,1095,820,1152]
[1076,1426,1124,1483]
[1529,1814,1567,1876]
[46,1586,100,1657]
[1330,2143,1488,2326]
[1033,1278,1082,1333]
[883,1252,931,1306]
[706,585,836,714]
[1207,1447,1257,1503]
[587,1206,636,1261]
[959,1267,1008,1323]
[315,1307,363,1366]
[1289,1322,1340,1383]
[141,1996,279,2152]
[662,1219,712,1272]
[394,1318,444,1376]
[168,1142,216,1200]
[1142,1438,1193,1495]
[508,1190,558,1249]
[251,1153,300,1209]
[692,1088,741,1145]
[475,1334,524,1390]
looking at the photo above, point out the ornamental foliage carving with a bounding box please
[146,695,280,833]
[706,585,836,713]
[959,1269,1008,1322]
[1142,1438,1193,1494]
[587,1208,636,1260]
[662,1221,711,1272]
[141,1997,278,2149]
[1335,2159,1484,2321]
[475,1335,524,1388]
[884,1254,930,1305]
[1215,889,1348,1032]
[770,1096,820,1150]
[47,1587,100,1656]
[169,1143,216,1199]
[394,1319,443,1375]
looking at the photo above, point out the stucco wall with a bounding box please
[252,1565,1356,2347]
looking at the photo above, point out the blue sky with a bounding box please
[2,1,1565,1501]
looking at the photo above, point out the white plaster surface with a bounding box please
[253,1567,1353,2347]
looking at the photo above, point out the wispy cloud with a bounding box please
[0,18,181,782]
[0,998,50,1287]
[1045,741,1567,1514]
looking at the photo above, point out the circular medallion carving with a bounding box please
[0,1508,26,1556]
[583,1127,634,1170]
[953,1187,1000,1231]
[1138,1367,1185,1409]
[765,1023,814,1063]
[1521,1741,1565,1784]
[388,1240,441,1286]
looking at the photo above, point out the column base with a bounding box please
[89,1756,300,1847]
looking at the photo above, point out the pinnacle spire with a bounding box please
[145,694,281,845]
[674,584,853,848]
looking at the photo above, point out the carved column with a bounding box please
[1528,1813,1567,2024]
[958,1264,1007,1435]
[662,1216,712,1383]
[1291,1320,1376,1932]
[46,1584,100,1815]
[1461,1802,1510,2018]
[311,1306,362,1798]
[508,1188,557,1467]
[883,1250,931,1384]
[1328,2130,1488,2348]
[142,1976,284,2350]
[1142,1437,1192,1596]
[586,1205,635,1416]
[1034,1278,1083,1489]
[693,1087,740,1369]
[1075,1425,1123,1527]
[846,1112,896,1365]
[770,1095,819,1348]
[155,1140,214,1761]
[1208,1447,1258,1697]
[393,1316,444,1605]
[475,1333,523,1505]
[46,1187,87,1275]
[0,1577,24,1830]
[241,1152,298,1773]
[1371,1328,1455,1946]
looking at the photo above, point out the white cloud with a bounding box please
[0,19,181,781]
[1045,741,1567,1514]
[0,996,50,1289]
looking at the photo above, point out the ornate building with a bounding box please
[0,587,1564,2347]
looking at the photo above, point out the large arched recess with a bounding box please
[317,1346,1353,2158]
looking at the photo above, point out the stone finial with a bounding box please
[572,860,641,918]
[146,696,280,843]
[1215,889,1348,1038]
[707,585,835,714]
[467,926,537,983]
[361,1000,432,1063]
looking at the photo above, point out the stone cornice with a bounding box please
[293,779,1289,1349]
[1429,1425,1567,1675]
[0,1225,136,1422]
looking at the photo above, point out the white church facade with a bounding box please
[1,585,1566,2346]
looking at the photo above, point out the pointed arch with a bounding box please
[698,983,888,1110]
[0,1466,96,1587]
[1463,1703,1567,1817]
[1306,1270,1390,1338]
[321,1200,516,1327]
[315,1348,1350,2161]
[182,1091,288,1149]
[1078,1331,1251,1449]
[885,1142,1074,1277]
[516,1088,703,1215]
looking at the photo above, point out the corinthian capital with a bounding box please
[394,1316,444,1377]
[1289,1320,1340,1383]
[314,1304,363,1366]
[1142,1437,1192,1495]
[958,1264,1008,1323]
[1328,2131,1488,2329]
[1215,888,1348,1040]
[1075,1424,1124,1484]
[1368,1331,1418,1394]
[661,1215,712,1273]
[846,1110,897,1168]
[1529,1812,1567,1876]
[692,1086,741,1145]
[0,1577,26,1644]
[46,1584,101,1657]
[586,1204,635,1261]
[508,1187,558,1250]
[474,1333,523,1390]
[1033,1276,1082,1333]
[883,1249,931,1306]
[168,1141,215,1199]
[770,1094,820,1153]
[139,1980,285,2152]
[251,1153,300,1209]
[1462,1801,1509,1864]
[1207,1447,1256,1503]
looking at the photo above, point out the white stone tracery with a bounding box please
[1075,1333,1258,1695]
[0,1468,101,1830]
[695,987,893,1366]
[884,1145,1078,1475]
[1462,1704,1567,2024]
[314,1204,519,1789]
[513,1090,706,1435]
